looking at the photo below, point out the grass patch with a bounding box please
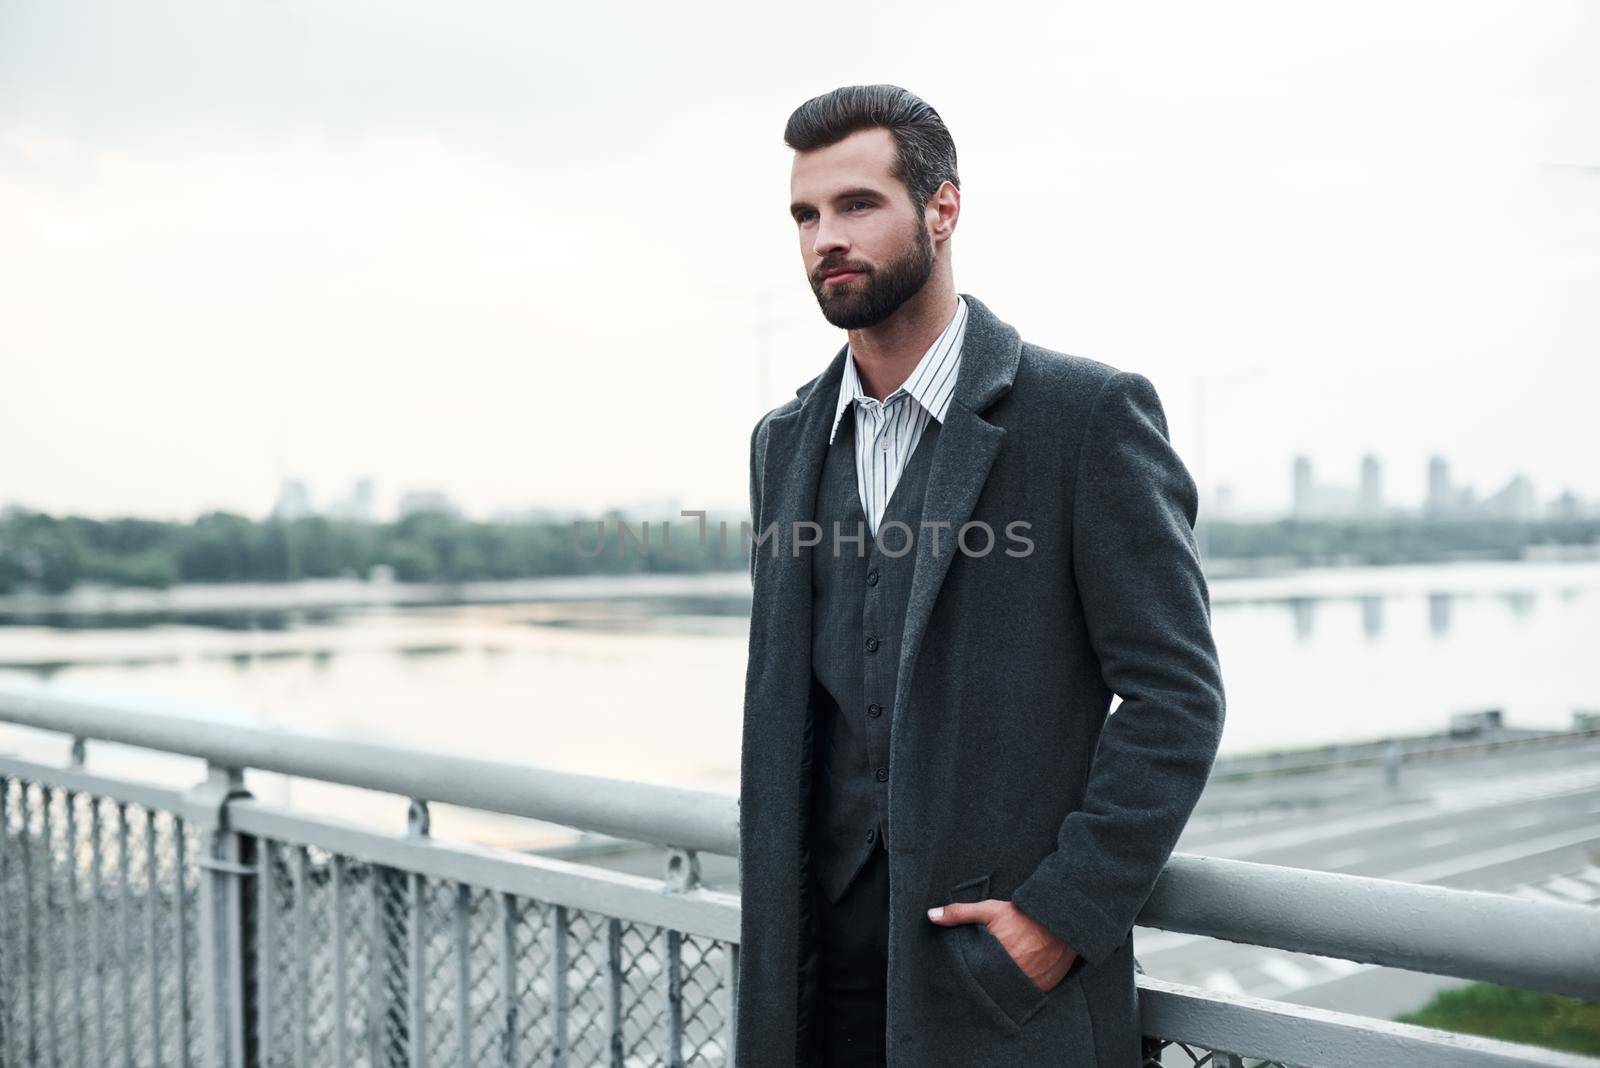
[1397,983,1600,1054]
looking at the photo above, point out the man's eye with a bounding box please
[849,201,871,211]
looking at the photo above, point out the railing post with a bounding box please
[726,941,739,1068]
[0,777,13,1068]
[187,764,253,1068]
[406,799,429,1068]
[663,847,698,1068]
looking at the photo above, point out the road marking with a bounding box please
[1387,825,1600,884]
[1258,957,1313,989]
[1572,865,1600,888]
[1416,829,1461,849]
[1196,765,1600,859]
[1202,970,1245,996]
[1514,885,1566,902]
[1542,875,1599,902]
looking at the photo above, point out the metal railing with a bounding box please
[1,686,1596,1068]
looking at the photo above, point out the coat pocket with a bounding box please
[943,872,1053,1034]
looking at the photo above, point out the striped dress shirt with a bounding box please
[828,295,969,538]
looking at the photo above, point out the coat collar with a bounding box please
[758,292,1021,745]
[793,291,1018,413]
[828,295,971,444]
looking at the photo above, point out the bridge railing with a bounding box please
[1,687,1596,1068]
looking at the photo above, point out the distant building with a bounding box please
[271,479,315,521]
[1485,474,1537,520]
[397,490,462,519]
[1359,454,1383,516]
[1549,489,1589,521]
[1292,456,1314,518]
[1424,456,1477,517]
[328,477,378,523]
[1210,483,1236,519]
[1289,456,1366,519]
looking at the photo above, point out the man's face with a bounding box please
[789,127,935,330]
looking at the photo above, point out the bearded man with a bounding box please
[736,83,1226,1067]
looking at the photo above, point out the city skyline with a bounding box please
[10,444,1599,527]
[1274,452,1589,523]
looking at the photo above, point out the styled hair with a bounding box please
[783,84,959,210]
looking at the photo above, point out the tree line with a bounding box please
[0,507,1595,595]
[0,508,748,594]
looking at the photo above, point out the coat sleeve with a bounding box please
[1008,370,1226,975]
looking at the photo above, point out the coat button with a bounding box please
[867,703,883,718]
[875,766,889,782]
[864,635,879,652]
[866,569,879,586]
[866,828,876,843]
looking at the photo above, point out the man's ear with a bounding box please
[928,180,960,242]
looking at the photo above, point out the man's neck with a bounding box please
[847,282,959,402]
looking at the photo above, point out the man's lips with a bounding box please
[822,270,864,285]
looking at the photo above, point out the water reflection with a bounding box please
[0,562,1595,769]
[1429,592,1452,637]
[1360,595,1383,641]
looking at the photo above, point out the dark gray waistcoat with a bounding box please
[808,411,944,906]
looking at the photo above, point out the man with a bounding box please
[737,84,1225,1067]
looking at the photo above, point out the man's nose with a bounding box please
[812,215,848,259]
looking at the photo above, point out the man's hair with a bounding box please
[784,84,959,210]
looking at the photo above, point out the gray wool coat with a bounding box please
[735,292,1226,1067]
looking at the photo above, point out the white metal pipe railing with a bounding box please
[2,684,1597,1004]
[0,686,738,856]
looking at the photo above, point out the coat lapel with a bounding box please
[892,294,1020,722]
[755,292,1020,757]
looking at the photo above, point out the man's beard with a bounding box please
[809,218,934,330]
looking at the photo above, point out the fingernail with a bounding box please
[927,907,943,920]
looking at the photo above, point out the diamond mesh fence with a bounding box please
[0,771,741,1067]
[1,769,1296,1068]
[246,838,735,1068]
[0,777,204,1068]
[1142,1037,1295,1067]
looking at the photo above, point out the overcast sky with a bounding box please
[2,0,1596,522]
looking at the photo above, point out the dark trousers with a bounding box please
[808,837,890,1067]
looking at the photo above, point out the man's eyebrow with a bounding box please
[790,188,888,218]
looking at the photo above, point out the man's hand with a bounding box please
[926,899,1078,992]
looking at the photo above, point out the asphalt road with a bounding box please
[1135,736,1600,1017]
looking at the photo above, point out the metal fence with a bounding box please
[2,688,1597,1068]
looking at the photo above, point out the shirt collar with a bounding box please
[829,295,969,444]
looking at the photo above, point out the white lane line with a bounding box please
[1416,829,1461,849]
[1258,957,1313,989]
[1542,875,1599,902]
[1198,767,1600,859]
[1515,885,1566,902]
[1202,970,1246,996]
[1387,825,1600,884]
[1571,865,1600,888]
[1316,955,1367,976]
